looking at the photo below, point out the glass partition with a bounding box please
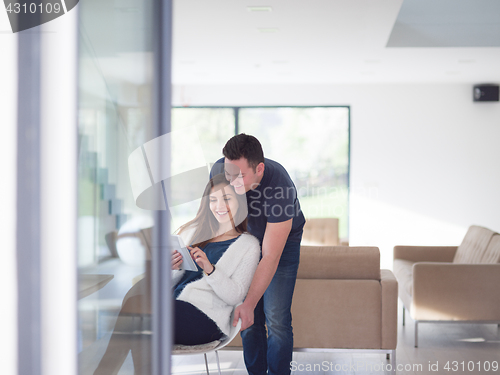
[77,0,156,373]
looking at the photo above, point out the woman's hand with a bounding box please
[188,246,214,274]
[171,250,183,270]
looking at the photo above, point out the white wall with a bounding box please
[173,83,500,269]
[0,6,18,375]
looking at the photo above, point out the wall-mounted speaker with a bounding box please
[473,84,499,102]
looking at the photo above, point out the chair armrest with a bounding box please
[380,269,398,349]
[394,246,458,263]
[412,263,500,320]
[298,246,380,280]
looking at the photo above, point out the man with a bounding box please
[212,134,305,375]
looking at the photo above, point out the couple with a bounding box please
[174,134,306,375]
[96,134,305,375]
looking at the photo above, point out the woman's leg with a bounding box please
[94,287,150,375]
[174,300,223,345]
[93,307,140,375]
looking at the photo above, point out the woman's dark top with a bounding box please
[173,236,239,298]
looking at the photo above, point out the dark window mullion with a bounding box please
[234,107,240,135]
[152,0,173,374]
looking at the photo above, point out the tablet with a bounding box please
[171,234,198,271]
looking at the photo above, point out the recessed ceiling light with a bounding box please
[364,59,381,64]
[180,60,196,65]
[258,28,279,33]
[360,71,376,75]
[272,60,289,64]
[446,71,460,75]
[458,337,485,342]
[247,6,272,12]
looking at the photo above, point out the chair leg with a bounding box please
[215,350,222,375]
[204,353,210,375]
[391,350,396,374]
[414,321,419,348]
[402,306,405,326]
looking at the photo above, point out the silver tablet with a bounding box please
[171,234,198,271]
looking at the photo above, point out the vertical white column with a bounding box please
[40,7,78,375]
[0,8,18,375]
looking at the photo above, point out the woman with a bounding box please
[94,174,260,374]
[171,173,260,345]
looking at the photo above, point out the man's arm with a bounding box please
[233,219,293,330]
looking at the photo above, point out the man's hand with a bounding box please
[233,220,293,330]
[233,301,255,330]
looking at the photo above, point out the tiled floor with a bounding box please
[172,301,500,375]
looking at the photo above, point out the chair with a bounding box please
[301,218,340,246]
[393,225,500,347]
[172,315,242,375]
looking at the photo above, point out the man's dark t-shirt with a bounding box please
[212,158,305,243]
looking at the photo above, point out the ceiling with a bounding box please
[172,0,500,85]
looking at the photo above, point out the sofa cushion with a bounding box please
[392,259,414,312]
[298,246,380,280]
[393,260,413,296]
[453,225,497,264]
[479,234,500,264]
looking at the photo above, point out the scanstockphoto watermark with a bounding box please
[246,183,380,218]
[290,360,499,373]
[3,0,79,33]
[290,360,423,373]
[297,183,380,200]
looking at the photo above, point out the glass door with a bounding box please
[77,0,158,373]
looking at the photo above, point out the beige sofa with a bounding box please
[393,225,500,347]
[228,246,398,371]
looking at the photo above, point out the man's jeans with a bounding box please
[241,240,301,375]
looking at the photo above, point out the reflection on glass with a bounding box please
[239,107,350,239]
[77,0,155,374]
[170,108,235,232]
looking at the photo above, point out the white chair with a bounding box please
[172,316,242,375]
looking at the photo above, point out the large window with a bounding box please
[169,108,235,232]
[171,106,350,240]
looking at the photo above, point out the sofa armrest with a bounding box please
[394,246,458,263]
[412,263,500,321]
[380,269,398,349]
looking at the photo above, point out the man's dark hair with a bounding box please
[222,134,265,171]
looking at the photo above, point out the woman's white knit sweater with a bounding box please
[172,232,260,336]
